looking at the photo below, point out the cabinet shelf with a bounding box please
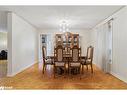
[55,32,79,47]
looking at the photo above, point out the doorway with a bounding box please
[38,34,52,70]
[0,32,7,78]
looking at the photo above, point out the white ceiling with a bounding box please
[0,6,123,30]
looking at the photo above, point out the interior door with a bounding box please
[46,34,52,56]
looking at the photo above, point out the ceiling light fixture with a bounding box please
[59,20,69,32]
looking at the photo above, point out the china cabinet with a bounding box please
[55,32,79,48]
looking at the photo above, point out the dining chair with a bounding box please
[54,45,66,78]
[42,46,53,74]
[69,46,81,78]
[82,46,94,73]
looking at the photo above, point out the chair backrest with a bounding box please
[54,45,63,62]
[63,47,67,55]
[86,46,94,61]
[72,46,80,62]
[78,47,81,57]
[42,46,46,58]
[42,46,46,64]
[67,47,72,54]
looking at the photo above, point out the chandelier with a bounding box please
[59,20,69,32]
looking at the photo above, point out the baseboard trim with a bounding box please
[7,61,38,77]
[110,71,127,83]
[94,63,127,83]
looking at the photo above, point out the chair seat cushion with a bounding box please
[55,62,65,66]
[80,58,86,62]
[45,59,52,64]
[86,59,91,63]
[70,62,80,67]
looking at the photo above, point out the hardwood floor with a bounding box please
[0,63,127,89]
[0,60,7,78]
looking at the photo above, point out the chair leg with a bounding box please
[64,67,66,78]
[45,65,47,71]
[42,65,45,74]
[86,65,88,70]
[68,64,70,74]
[80,66,81,79]
[82,65,84,74]
[54,66,56,78]
[69,67,71,76]
[91,64,93,73]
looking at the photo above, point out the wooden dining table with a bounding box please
[47,54,86,75]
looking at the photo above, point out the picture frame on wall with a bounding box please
[42,37,45,43]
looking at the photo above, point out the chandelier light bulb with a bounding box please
[59,20,70,32]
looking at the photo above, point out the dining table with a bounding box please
[47,53,86,75]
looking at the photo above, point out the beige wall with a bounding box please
[91,6,127,83]
[7,13,38,76]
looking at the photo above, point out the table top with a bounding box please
[46,56,54,59]
[47,55,86,59]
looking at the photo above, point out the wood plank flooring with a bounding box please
[0,60,7,78]
[0,63,127,89]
